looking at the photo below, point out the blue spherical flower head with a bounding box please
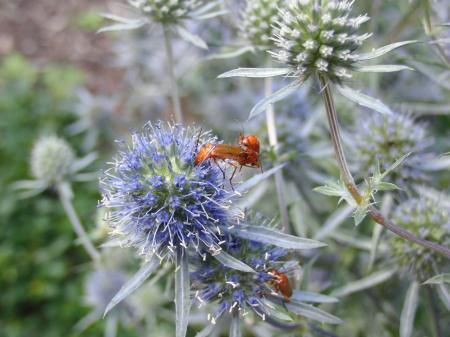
[191,235,298,326]
[100,121,233,260]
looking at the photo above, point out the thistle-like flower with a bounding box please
[14,135,97,197]
[270,0,371,82]
[100,121,233,259]
[241,0,283,48]
[191,233,341,332]
[390,195,450,279]
[129,0,203,24]
[353,112,433,187]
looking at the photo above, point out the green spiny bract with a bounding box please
[391,196,450,279]
[129,0,203,24]
[31,135,76,185]
[270,0,370,83]
[241,0,283,48]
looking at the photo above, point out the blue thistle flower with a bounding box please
[100,121,233,259]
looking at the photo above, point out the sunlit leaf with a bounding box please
[104,253,160,316]
[214,250,255,272]
[249,80,302,119]
[206,46,254,60]
[228,225,326,250]
[357,40,419,61]
[175,249,190,337]
[177,26,208,49]
[356,64,414,72]
[336,85,392,115]
[98,20,147,33]
[423,273,450,285]
[218,67,291,78]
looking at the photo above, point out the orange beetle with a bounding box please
[194,133,262,184]
[268,270,293,302]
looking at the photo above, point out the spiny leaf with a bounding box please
[356,64,414,72]
[218,67,291,78]
[213,250,255,272]
[175,248,190,337]
[336,85,392,115]
[104,254,160,316]
[228,225,326,250]
[357,40,419,61]
[249,80,302,119]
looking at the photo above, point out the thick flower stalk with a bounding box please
[390,196,450,279]
[270,0,371,82]
[191,234,341,335]
[354,112,432,187]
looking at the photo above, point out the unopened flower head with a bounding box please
[129,0,203,24]
[31,135,76,185]
[241,0,283,48]
[191,234,298,325]
[270,0,371,82]
[354,112,432,187]
[391,196,450,278]
[100,121,234,259]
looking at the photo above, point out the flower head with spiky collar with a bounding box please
[100,121,234,260]
[354,112,433,187]
[129,0,204,24]
[241,0,283,48]
[270,0,371,82]
[391,195,450,279]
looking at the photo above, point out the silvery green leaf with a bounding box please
[376,182,399,191]
[228,225,326,250]
[357,40,419,61]
[235,164,285,194]
[423,273,450,285]
[214,250,255,272]
[353,207,368,226]
[104,254,160,316]
[336,85,392,115]
[206,46,254,60]
[285,302,343,325]
[191,0,221,16]
[251,305,302,330]
[400,281,419,337]
[331,268,397,297]
[195,324,216,337]
[175,249,190,337]
[100,13,134,23]
[98,19,147,33]
[379,153,411,180]
[74,309,102,332]
[356,64,414,72]
[368,223,383,271]
[12,179,47,190]
[261,299,294,321]
[177,26,208,49]
[218,68,290,78]
[291,290,338,304]
[440,23,450,27]
[105,315,118,337]
[249,80,302,119]
[230,310,241,337]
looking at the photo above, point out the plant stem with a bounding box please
[57,183,101,264]
[264,71,291,233]
[318,75,450,258]
[163,24,183,123]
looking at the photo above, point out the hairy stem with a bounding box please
[264,68,291,233]
[163,25,183,123]
[57,183,101,264]
[318,75,450,258]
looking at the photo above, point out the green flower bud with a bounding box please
[270,0,371,82]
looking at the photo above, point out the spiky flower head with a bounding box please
[241,0,283,48]
[31,135,76,185]
[129,0,204,24]
[191,234,299,325]
[354,112,432,187]
[270,0,371,82]
[391,196,450,279]
[100,121,234,260]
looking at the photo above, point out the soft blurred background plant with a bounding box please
[1,1,449,337]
